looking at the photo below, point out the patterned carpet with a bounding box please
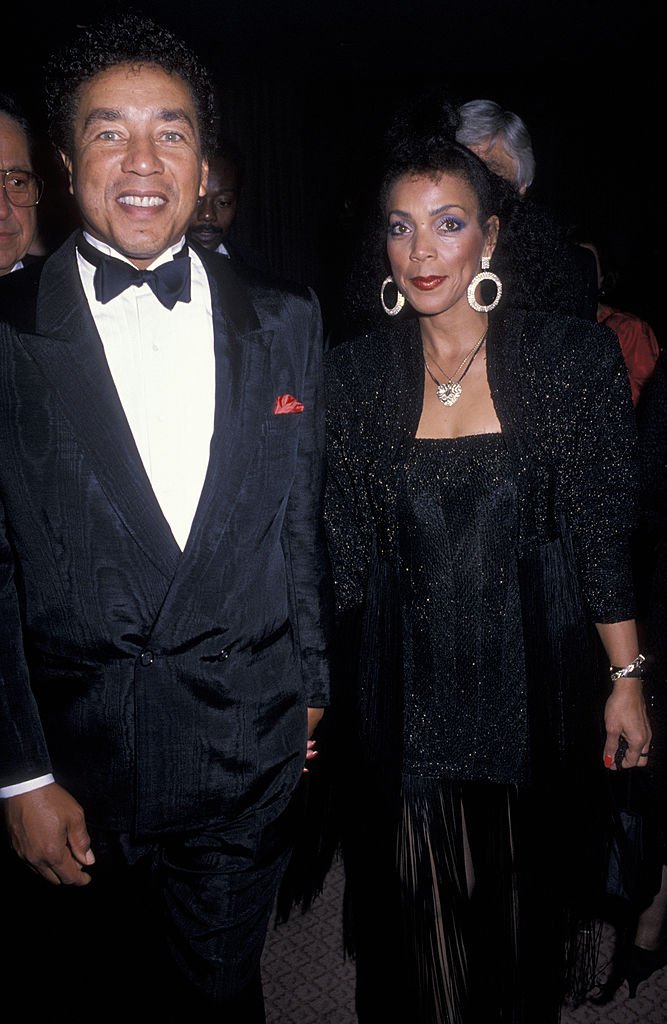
[262,857,667,1023]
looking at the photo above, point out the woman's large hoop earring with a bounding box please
[380,275,405,316]
[467,257,503,313]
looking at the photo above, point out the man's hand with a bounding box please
[303,706,325,773]
[3,783,95,885]
[307,706,324,738]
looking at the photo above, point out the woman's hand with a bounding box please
[603,677,652,769]
[596,620,652,769]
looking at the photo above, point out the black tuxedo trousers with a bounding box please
[3,803,297,1019]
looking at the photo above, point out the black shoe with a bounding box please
[588,941,667,1004]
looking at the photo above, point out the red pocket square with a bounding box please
[273,394,304,414]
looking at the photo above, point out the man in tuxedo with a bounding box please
[0,14,330,1020]
[0,93,44,275]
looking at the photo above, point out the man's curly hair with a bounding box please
[44,11,217,159]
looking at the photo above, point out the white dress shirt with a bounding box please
[1,233,216,798]
[80,233,216,550]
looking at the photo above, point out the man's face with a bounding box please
[187,156,239,250]
[0,114,37,276]
[62,63,208,268]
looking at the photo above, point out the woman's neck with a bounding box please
[419,310,489,365]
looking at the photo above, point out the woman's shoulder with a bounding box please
[325,327,402,383]
[498,308,622,377]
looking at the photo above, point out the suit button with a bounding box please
[217,648,230,661]
[140,650,154,666]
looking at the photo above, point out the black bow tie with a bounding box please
[77,234,191,309]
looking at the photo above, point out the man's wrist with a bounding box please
[0,774,55,799]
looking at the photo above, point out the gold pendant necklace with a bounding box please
[422,330,488,407]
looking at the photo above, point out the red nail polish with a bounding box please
[604,753,614,768]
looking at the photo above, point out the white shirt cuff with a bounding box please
[0,774,55,798]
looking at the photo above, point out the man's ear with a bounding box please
[59,151,74,196]
[199,158,209,198]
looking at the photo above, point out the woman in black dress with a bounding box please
[323,135,651,1022]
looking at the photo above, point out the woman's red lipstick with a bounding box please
[411,276,445,290]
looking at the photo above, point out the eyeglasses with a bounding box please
[1,168,44,208]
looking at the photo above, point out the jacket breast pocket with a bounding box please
[253,416,303,495]
[262,413,302,442]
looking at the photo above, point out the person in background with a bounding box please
[579,238,660,406]
[583,258,666,1005]
[187,141,269,271]
[591,350,667,1004]
[629,351,667,995]
[0,92,44,275]
[0,14,330,1022]
[455,98,535,194]
[187,143,242,256]
[456,97,598,321]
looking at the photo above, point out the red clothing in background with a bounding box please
[598,303,660,406]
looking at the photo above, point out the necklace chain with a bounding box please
[422,329,488,407]
[426,327,488,383]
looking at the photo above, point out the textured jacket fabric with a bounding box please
[0,232,331,836]
[325,307,638,627]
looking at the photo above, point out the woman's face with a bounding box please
[385,171,498,318]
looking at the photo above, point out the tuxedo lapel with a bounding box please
[20,240,277,593]
[180,251,273,560]
[142,252,278,638]
[26,236,180,580]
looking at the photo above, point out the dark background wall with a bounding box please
[4,0,662,338]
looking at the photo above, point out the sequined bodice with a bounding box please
[394,434,528,782]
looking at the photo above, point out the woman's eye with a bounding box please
[388,221,410,237]
[438,216,464,232]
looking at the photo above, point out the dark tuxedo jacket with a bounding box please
[0,233,331,837]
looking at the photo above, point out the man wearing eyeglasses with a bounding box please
[0,94,43,276]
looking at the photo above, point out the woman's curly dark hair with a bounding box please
[339,95,582,338]
[44,11,217,159]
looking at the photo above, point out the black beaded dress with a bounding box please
[398,435,525,784]
[322,310,639,1023]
